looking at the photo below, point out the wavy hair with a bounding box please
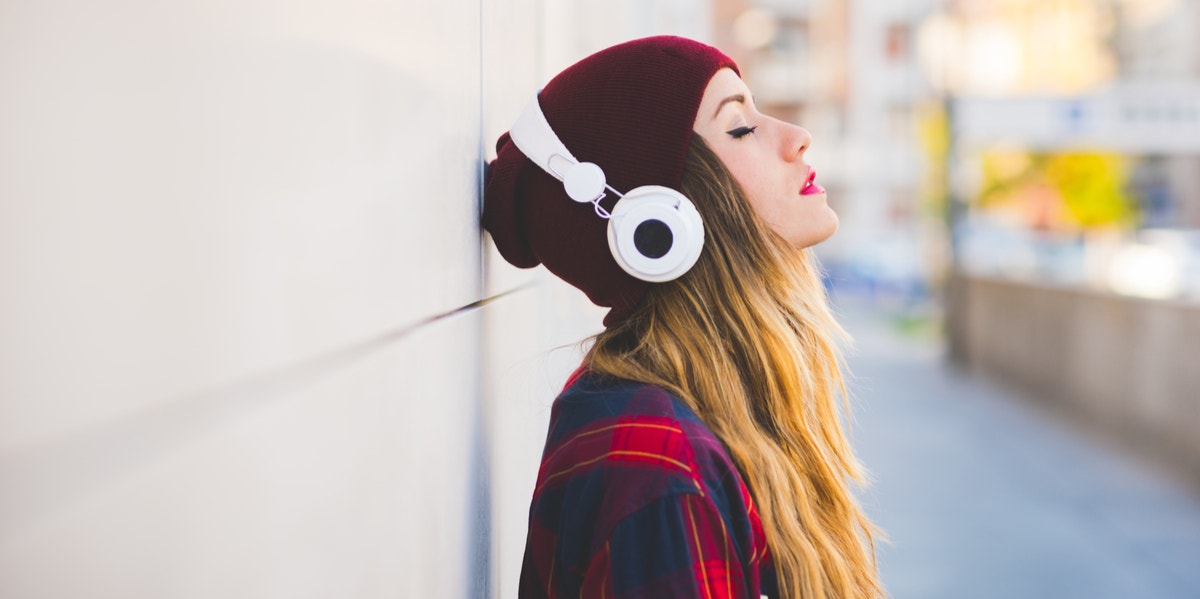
[585,133,883,599]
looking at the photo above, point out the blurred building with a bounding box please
[713,0,945,303]
[706,0,1200,490]
[937,0,1200,487]
[930,0,1200,223]
[1111,0,1200,228]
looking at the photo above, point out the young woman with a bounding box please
[484,36,882,599]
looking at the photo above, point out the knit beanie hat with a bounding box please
[482,35,738,326]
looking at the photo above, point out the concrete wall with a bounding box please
[0,1,707,597]
[947,274,1200,486]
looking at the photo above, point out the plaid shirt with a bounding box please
[519,370,778,598]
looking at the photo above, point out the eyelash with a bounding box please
[726,125,758,139]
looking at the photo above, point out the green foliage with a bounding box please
[975,149,1135,229]
[1043,152,1133,227]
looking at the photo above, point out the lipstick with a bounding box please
[801,168,824,196]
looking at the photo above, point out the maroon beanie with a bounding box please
[482,36,738,326]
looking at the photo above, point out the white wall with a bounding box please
[0,1,708,597]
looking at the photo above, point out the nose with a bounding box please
[781,121,812,162]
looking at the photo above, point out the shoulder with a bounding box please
[550,373,696,430]
[543,374,729,485]
[532,373,742,532]
[524,374,772,597]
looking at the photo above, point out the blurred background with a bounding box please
[1,0,1198,597]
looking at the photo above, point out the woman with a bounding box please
[484,36,882,599]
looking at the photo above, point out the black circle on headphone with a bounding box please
[633,219,673,259]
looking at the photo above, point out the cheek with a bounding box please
[734,169,787,223]
[707,138,759,185]
[722,155,770,206]
[719,152,754,186]
[717,154,784,228]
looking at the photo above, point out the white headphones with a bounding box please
[507,93,705,283]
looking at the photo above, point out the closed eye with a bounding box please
[726,125,758,139]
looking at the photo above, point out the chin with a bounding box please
[794,213,839,249]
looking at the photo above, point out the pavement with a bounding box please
[839,301,1200,599]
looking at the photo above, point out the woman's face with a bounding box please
[692,68,838,249]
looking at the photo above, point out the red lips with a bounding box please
[801,167,824,196]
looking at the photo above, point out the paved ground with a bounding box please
[841,303,1200,599]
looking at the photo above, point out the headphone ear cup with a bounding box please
[606,186,705,282]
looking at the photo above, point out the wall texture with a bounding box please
[0,1,706,597]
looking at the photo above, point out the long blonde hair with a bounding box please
[586,133,883,599]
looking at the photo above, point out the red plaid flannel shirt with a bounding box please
[518,369,777,598]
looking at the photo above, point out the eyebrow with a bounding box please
[712,94,746,120]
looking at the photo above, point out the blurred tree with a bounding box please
[916,101,950,221]
[976,149,1135,230]
[1044,152,1134,228]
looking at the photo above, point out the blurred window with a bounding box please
[886,23,911,62]
[772,18,811,61]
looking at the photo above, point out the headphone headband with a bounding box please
[509,93,577,179]
[509,93,609,205]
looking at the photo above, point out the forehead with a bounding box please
[695,68,751,121]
